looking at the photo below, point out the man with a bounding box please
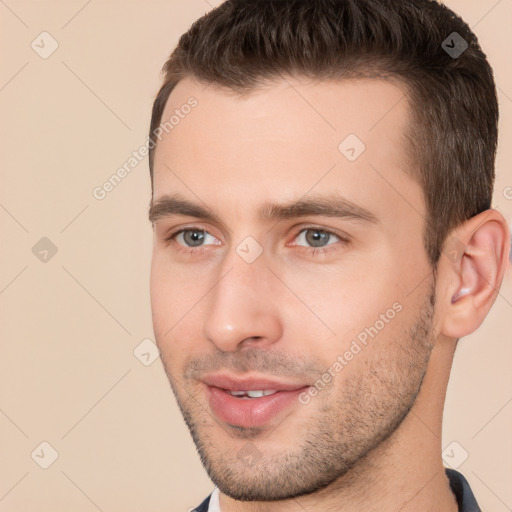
[147,0,510,510]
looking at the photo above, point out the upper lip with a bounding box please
[201,373,310,392]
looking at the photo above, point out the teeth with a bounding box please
[247,390,277,398]
[228,390,278,398]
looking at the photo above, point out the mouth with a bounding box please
[201,374,310,428]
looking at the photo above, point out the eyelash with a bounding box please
[163,225,348,256]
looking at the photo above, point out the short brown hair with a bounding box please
[148,0,498,267]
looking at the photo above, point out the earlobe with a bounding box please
[440,209,510,339]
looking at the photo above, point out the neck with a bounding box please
[219,337,459,512]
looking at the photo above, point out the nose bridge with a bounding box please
[202,243,282,351]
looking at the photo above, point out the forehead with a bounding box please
[152,75,420,226]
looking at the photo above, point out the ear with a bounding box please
[438,209,510,339]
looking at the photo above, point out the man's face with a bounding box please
[150,76,438,500]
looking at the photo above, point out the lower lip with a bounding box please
[206,385,308,428]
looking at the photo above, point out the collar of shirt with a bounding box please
[207,487,220,512]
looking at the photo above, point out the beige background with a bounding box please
[0,0,511,510]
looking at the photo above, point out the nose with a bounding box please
[202,247,283,352]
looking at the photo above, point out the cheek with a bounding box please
[150,251,214,361]
[275,263,421,378]
[150,253,186,344]
[277,257,403,335]
[150,250,197,307]
[150,254,170,326]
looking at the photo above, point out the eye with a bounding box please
[164,225,347,256]
[294,228,341,248]
[289,226,347,255]
[165,227,220,250]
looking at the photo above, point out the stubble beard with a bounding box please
[162,285,437,501]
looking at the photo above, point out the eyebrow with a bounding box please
[148,193,379,227]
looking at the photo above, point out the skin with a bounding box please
[149,76,510,511]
